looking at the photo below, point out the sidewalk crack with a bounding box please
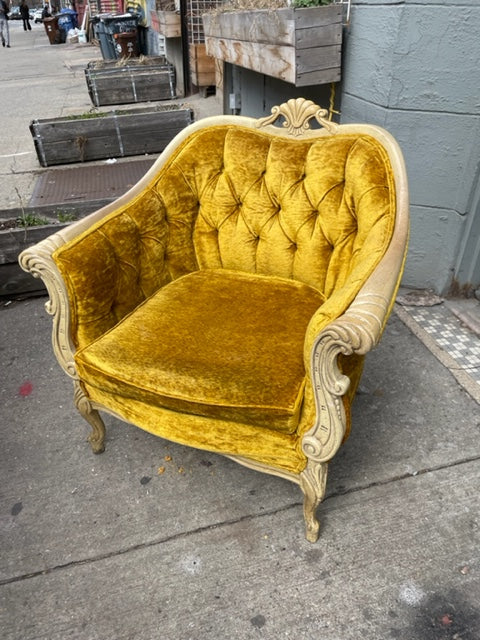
[1,455,478,587]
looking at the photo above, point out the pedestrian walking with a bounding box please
[0,0,10,47]
[20,0,31,30]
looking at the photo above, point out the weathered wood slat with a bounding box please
[87,73,175,105]
[205,37,295,84]
[157,10,181,38]
[85,58,176,107]
[190,44,216,87]
[0,261,46,296]
[296,44,342,73]
[293,4,342,29]
[0,223,71,264]
[203,9,294,46]
[88,77,175,107]
[33,126,184,164]
[190,54,215,74]
[295,66,341,87]
[30,108,193,166]
[295,22,342,50]
[191,71,216,86]
[203,5,342,87]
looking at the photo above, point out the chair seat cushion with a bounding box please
[75,269,325,434]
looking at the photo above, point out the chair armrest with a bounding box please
[19,188,171,375]
[301,199,409,464]
[19,232,79,378]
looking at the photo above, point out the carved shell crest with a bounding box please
[257,98,333,137]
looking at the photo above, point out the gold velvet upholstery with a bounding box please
[54,127,395,351]
[75,269,326,435]
[19,100,409,541]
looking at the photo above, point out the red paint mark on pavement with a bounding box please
[440,614,453,626]
[19,381,33,397]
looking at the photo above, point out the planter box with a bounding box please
[157,10,181,38]
[29,105,194,167]
[1,156,155,296]
[203,5,343,87]
[0,211,76,297]
[190,43,216,89]
[85,57,176,107]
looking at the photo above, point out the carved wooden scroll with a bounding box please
[19,235,78,380]
[257,97,338,136]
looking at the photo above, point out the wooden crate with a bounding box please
[85,57,176,107]
[203,5,343,87]
[29,106,194,167]
[157,10,181,38]
[189,43,216,88]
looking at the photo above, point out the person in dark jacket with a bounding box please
[19,0,31,30]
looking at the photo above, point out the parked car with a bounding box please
[9,6,21,19]
[33,7,44,22]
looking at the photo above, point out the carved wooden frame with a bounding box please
[19,98,409,543]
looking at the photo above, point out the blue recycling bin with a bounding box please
[57,8,78,35]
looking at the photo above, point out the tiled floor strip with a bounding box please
[395,303,480,404]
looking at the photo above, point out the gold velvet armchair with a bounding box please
[20,99,409,542]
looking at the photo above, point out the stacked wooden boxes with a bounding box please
[157,10,182,38]
[189,43,216,89]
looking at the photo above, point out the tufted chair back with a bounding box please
[154,126,395,299]
[53,122,395,351]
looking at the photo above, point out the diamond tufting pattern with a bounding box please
[54,125,395,351]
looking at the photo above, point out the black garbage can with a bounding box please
[93,16,116,60]
[94,13,139,60]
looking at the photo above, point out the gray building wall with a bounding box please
[221,0,480,294]
[222,63,335,119]
[340,0,480,293]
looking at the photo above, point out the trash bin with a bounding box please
[95,13,139,60]
[113,31,139,58]
[57,8,78,36]
[43,16,65,45]
[92,17,117,60]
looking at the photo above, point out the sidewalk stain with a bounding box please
[11,502,23,516]
[19,381,33,397]
[391,589,480,639]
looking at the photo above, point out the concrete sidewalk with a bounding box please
[0,20,220,211]
[1,21,480,640]
[1,296,479,639]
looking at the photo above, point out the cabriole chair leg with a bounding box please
[300,461,329,543]
[73,381,106,454]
